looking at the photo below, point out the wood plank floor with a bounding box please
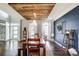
[46,41,70,56]
[0,40,70,56]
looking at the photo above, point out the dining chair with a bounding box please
[28,38,40,56]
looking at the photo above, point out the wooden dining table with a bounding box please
[18,40,46,56]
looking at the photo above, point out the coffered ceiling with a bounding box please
[9,3,55,20]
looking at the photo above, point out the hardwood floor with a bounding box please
[0,39,70,56]
[46,41,69,56]
[5,40,18,56]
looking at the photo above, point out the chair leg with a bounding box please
[23,48,27,56]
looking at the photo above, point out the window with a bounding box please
[13,26,18,38]
[29,22,37,38]
[42,22,49,39]
[10,23,19,39]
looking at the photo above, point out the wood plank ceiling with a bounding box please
[9,3,55,20]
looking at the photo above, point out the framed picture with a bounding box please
[57,23,62,33]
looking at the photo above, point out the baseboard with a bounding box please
[54,41,66,48]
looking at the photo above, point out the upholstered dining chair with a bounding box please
[28,38,40,56]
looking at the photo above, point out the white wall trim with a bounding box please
[54,41,66,48]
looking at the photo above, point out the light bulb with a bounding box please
[33,12,36,18]
[33,20,37,25]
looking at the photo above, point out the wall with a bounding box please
[54,5,79,53]
[0,3,27,40]
[39,4,79,54]
[45,3,79,42]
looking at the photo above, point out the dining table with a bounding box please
[18,39,46,56]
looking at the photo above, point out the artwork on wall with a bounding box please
[57,20,66,34]
[57,23,63,33]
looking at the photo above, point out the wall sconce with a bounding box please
[66,30,70,34]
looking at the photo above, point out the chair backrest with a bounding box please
[27,38,40,56]
[28,38,40,45]
[28,38,40,41]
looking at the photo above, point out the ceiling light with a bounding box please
[33,20,37,25]
[33,12,36,18]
